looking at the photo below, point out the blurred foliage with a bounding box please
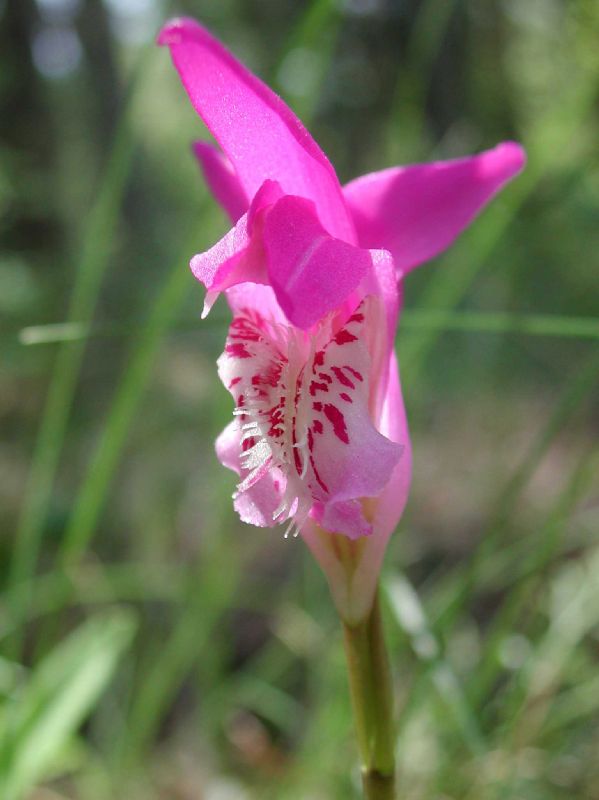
[1,0,598,798]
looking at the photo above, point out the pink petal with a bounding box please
[190,211,255,317]
[372,351,412,534]
[301,353,411,622]
[158,18,355,243]
[353,352,412,591]
[357,249,400,420]
[226,283,288,326]
[215,420,240,473]
[192,141,249,222]
[215,421,285,527]
[216,309,296,528]
[216,309,286,406]
[234,471,287,528]
[314,352,411,599]
[343,142,526,274]
[313,500,372,540]
[189,180,283,316]
[304,299,403,514]
[261,195,373,330]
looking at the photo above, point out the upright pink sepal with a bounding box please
[343,142,526,274]
[158,17,355,243]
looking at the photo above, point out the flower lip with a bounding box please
[218,297,403,539]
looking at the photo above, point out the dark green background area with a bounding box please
[1,1,598,798]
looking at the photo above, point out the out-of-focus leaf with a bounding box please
[0,611,136,800]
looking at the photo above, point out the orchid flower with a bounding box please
[158,18,525,625]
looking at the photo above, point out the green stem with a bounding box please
[343,590,396,799]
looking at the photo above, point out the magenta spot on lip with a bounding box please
[309,454,329,493]
[226,342,252,359]
[292,430,303,475]
[323,403,349,444]
[310,380,329,396]
[231,330,260,341]
[344,365,363,382]
[331,366,355,389]
[229,317,262,341]
[339,392,352,403]
[334,329,358,345]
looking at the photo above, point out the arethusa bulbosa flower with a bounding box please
[158,18,525,624]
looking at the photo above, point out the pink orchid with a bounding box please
[158,18,525,622]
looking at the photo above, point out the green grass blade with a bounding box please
[0,612,136,800]
[384,574,486,756]
[18,309,599,347]
[0,563,188,642]
[400,310,599,340]
[468,448,599,709]
[9,51,149,614]
[431,347,599,633]
[58,226,200,566]
[490,547,599,798]
[273,0,340,124]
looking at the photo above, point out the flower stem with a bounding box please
[342,589,396,799]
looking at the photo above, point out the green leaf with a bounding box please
[0,611,136,800]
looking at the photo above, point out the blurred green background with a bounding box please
[1,0,598,798]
